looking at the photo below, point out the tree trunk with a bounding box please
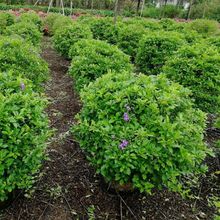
[140,0,145,17]
[136,0,141,14]
[114,0,119,25]
[56,0,59,7]
[187,0,194,20]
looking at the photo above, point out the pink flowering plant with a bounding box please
[72,72,212,194]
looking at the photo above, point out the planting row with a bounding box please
[50,14,219,194]
[0,12,50,202]
[49,14,220,114]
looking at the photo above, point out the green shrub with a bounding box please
[123,18,161,30]
[51,15,73,35]
[208,36,220,52]
[141,7,160,19]
[135,31,184,75]
[163,44,220,113]
[77,14,97,26]
[43,13,61,35]
[0,12,15,34]
[117,24,147,59]
[187,19,219,36]
[0,37,49,87]
[159,18,185,31]
[180,29,202,44]
[19,12,43,30]
[73,72,210,194]
[160,5,182,18]
[89,17,123,44]
[0,77,50,201]
[0,71,34,95]
[5,21,42,47]
[53,23,93,58]
[68,39,133,91]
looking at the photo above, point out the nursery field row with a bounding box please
[0,10,220,219]
[0,11,51,203]
[48,12,220,219]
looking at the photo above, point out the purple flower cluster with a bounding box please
[123,112,129,122]
[119,140,129,150]
[20,82,25,90]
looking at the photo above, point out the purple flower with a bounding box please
[20,82,25,90]
[123,112,130,122]
[119,140,129,150]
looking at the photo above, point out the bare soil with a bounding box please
[1,37,219,220]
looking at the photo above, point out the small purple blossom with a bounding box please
[123,112,130,122]
[20,82,25,90]
[119,140,129,150]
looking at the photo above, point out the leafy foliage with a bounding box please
[123,18,161,31]
[117,24,147,59]
[43,13,63,35]
[0,74,50,201]
[53,23,93,58]
[89,17,123,44]
[0,12,15,34]
[187,19,220,36]
[50,14,73,35]
[208,36,220,52]
[73,72,210,194]
[163,43,220,113]
[19,11,43,30]
[68,39,133,91]
[5,21,42,46]
[0,37,49,87]
[135,31,184,75]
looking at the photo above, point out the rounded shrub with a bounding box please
[5,22,42,47]
[0,12,15,34]
[19,12,43,30]
[89,17,123,44]
[163,43,220,113]
[135,31,184,75]
[123,18,161,31]
[43,13,62,35]
[53,23,93,58]
[0,80,50,201]
[141,7,161,19]
[73,72,210,194]
[159,18,185,31]
[68,39,133,91]
[117,24,147,59]
[187,19,220,36]
[50,14,73,35]
[0,37,49,87]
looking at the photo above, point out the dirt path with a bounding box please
[1,37,218,220]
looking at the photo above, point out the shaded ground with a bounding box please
[1,37,219,220]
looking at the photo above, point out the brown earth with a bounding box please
[0,37,219,220]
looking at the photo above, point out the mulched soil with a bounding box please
[1,37,219,220]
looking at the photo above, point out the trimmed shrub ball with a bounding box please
[163,43,220,113]
[72,71,211,194]
[135,31,184,75]
[53,23,93,58]
[68,39,133,91]
[0,37,49,88]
